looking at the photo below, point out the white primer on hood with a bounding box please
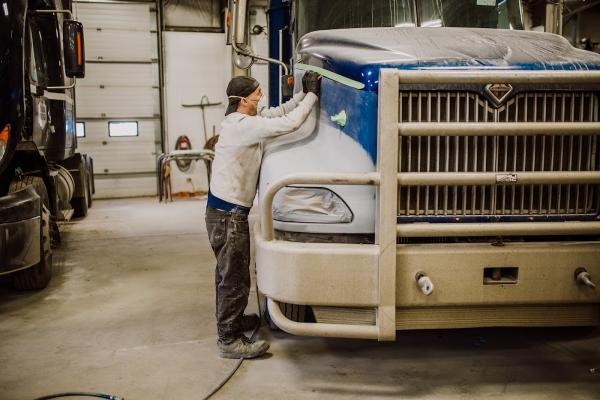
[259,110,376,234]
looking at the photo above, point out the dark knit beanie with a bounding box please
[225,76,260,116]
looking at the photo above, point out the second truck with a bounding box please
[0,0,93,290]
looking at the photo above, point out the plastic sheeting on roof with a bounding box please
[296,27,600,90]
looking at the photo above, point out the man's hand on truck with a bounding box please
[302,71,322,96]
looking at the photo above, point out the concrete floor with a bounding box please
[0,197,599,400]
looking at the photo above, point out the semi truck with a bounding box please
[228,0,600,340]
[0,0,93,290]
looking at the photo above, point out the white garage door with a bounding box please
[74,0,161,198]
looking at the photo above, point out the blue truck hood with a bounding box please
[296,27,600,91]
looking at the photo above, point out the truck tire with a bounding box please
[259,292,279,331]
[72,169,89,218]
[9,175,49,208]
[86,169,93,208]
[260,295,309,330]
[8,176,53,290]
[281,303,308,323]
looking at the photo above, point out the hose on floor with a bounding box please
[34,392,123,400]
[200,323,261,400]
[32,323,259,400]
[35,291,264,400]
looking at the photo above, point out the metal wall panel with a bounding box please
[164,0,221,29]
[81,147,156,174]
[77,120,158,174]
[75,2,156,31]
[85,31,158,62]
[75,0,161,198]
[77,120,158,143]
[94,176,157,198]
[80,63,159,87]
[76,87,160,118]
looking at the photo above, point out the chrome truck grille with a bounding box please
[398,91,600,218]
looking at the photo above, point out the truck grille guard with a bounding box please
[398,89,600,221]
[259,70,600,340]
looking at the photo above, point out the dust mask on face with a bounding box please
[257,96,268,113]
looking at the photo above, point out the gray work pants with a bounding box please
[205,206,251,344]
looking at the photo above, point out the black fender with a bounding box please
[0,141,58,216]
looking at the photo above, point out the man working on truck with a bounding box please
[205,72,321,359]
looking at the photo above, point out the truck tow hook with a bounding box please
[415,272,434,296]
[574,268,596,289]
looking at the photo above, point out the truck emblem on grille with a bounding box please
[485,83,513,107]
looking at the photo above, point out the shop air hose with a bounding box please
[33,323,262,400]
[200,323,261,400]
[34,393,123,400]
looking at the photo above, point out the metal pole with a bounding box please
[558,0,564,36]
[376,69,400,341]
[395,70,600,84]
[156,0,167,154]
[397,221,600,238]
[396,171,600,186]
[399,122,600,137]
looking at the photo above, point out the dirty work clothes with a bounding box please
[205,206,251,344]
[210,91,318,208]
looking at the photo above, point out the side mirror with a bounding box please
[63,20,85,78]
[234,44,255,69]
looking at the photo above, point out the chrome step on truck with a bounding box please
[256,69,600,340]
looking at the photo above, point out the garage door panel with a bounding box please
[86,30,158,62]
[83,148,157,174]
[75,0,160,198]
[75,2,156,31]
[76,87,160,118]
[77,119,157,174]
[77,120,159,143]
[94,176,157,199]
[80,63,159,88]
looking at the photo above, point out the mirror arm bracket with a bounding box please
[231,2,289,75]
[47,79,76,91]
[33,9,73,19]
[232,41,289,75]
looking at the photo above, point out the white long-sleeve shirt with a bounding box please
[209,91,318,208]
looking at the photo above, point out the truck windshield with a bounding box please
[295,0,524,39]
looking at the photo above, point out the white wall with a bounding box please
[164,31,231,194]
[164,7,270,194]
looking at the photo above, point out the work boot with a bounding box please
[218,336,269,359]
[240,313,260,332]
